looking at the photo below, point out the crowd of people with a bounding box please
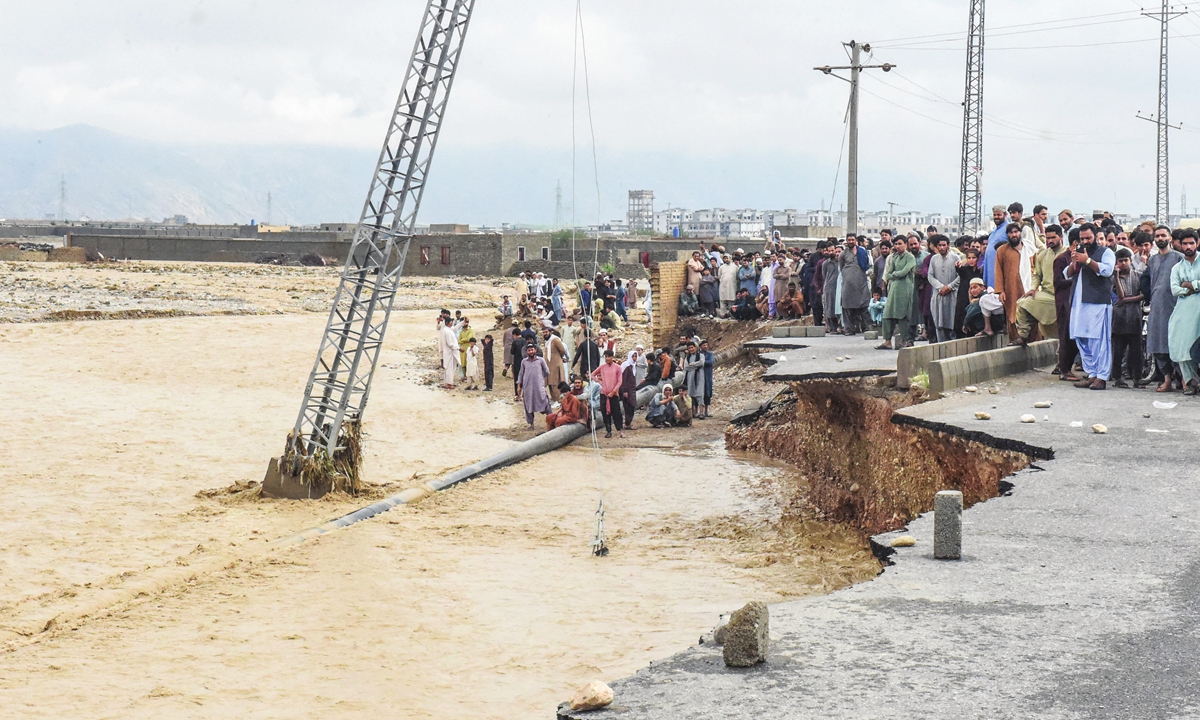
[436,267,722,437]
[677,206,1200,393]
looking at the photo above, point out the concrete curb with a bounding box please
[896,334,1005,389]
[927,339,1058,394]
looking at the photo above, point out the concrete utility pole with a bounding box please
[815,41,894,234]
[886,201,898,231]
[1138,1,1186,224]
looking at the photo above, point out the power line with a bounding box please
[825,96,852,221]
[869,9,1138,45]
[858,76,1138,145]
[874,13,1143,48]
[878,69,1129,139]
[880,31,1200,51]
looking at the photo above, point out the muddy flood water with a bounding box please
[0,290,878,718]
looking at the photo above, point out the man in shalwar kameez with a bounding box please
[1065,224,1116,390]
[516,344,551,429]
[439,318,460,388]
[926,234,961,343]
[1168,231,1200,394]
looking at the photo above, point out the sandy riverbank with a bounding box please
[0,262,877,718]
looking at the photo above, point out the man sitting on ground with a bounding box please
[731,287,761,320]
[496,295,513,318]
[776,281,805,318]
[646,384,679,427]
[755,285,771,318]
[962,277,1007,337]
[546,380,586,429]
[671,387,693,427]
[868,288,886,327]
[678,285,700,317]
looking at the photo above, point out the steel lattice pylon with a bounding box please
[290,0,475,461]
[1157,9,1170,224]
[958,0,985,237]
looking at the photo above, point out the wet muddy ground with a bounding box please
[0,262,879,718]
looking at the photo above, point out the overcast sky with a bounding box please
[5,0,1200,225]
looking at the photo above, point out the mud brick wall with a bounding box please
[650,261,687,347]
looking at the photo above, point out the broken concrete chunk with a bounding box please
[844,354,852,359]
[1144,413,1152,418]
[712,614,730,645]
[835,356,845,362]
[1070,421,1083,428]
[964,386,978,393]
[1020,414,1036,423]
[890,535,916,548]
[1092,424,1108,434]
[569,681,614,712]
[722,601,769,667]
[974,412,992,420]
[1034,401,1053,408]
[988,387,1000,394]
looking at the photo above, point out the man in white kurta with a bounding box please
[440,321,460,387]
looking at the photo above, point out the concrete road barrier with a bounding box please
[927,339,1058,395]
[896,334,1006,389]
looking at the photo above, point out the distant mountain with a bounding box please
[0,124,837,228]
[0,125,377,225]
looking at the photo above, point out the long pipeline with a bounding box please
[275,343,747,546]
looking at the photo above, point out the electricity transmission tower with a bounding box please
[285,0,476,476]
[1138,1,1186,224]
[814,41,894,234]
[958,0,985,236]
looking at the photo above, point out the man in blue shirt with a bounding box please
[982,204,1009,289]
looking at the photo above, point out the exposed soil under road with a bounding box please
[0,262,878,719]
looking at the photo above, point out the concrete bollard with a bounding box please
[933,490,963,559]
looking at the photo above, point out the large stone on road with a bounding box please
[722,601,769,667]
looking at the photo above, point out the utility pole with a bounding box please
[959,0,985,236]
[59,174,66,221]
[815,41,894,235]
[554,181,564,230]
[267,191,273,226]
[886,201,898,231]
[1138,1,1186,224]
